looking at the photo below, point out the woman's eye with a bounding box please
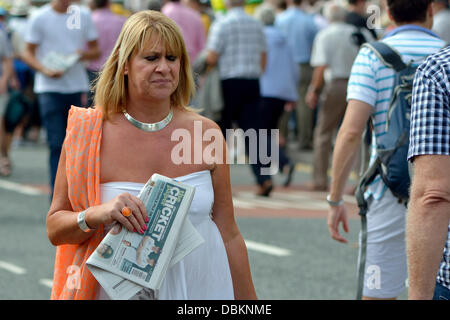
[166,56,177,62]
[145,56,158,61]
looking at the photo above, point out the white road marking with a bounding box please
[0,260,27,275]
[39,279,53,288]
[232,198,256,209]
[238,193,293,209]
[0,179,45,196]
[235,191,331,210]
[244,240,292,257]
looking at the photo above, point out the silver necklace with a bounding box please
[122,109,173,132]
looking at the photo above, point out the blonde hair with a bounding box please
[93,10,195,120]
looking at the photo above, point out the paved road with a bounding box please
[0,141,408,300]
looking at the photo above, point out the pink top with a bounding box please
[162,2,206,63]
[87,8,127,71]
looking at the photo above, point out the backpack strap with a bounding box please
[355,157,381,300]
[362,41,407,72]
[356,214,367,300]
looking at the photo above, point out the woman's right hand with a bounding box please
[86,193,149,234]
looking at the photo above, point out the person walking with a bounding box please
[275,0,318,151]
[255,5,298,188]
[86,0,127,107]
[326,0,446,300]
[205,0,270,196]
[0,9,18,177]
[407,46,450,300]
[46,10,257,300]
[305,2,360,191]
[22,0,100,192]
[8,0,41,145]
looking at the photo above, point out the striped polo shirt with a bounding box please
[347,28,446,200]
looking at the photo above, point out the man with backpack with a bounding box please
[326,0,446,300]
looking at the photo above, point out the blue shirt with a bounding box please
[408,46,450,290]
[259,26,298,102]
[275,7,318,64]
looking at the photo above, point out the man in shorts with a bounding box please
[0,16,18,176]
[326,0,446,299]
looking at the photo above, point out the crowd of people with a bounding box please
[0,0,448,301]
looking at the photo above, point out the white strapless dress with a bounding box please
[96,170,234,300]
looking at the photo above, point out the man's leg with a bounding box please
[218,79,238,137]
[260,97,291,171]
[0,92,9,157]
[0,93,10,176]
[38,92,82,192]
[312,79,348,188]
[239,80,273,194]
[296,63,314,150]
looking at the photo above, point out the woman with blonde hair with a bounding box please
[46,10,257,300]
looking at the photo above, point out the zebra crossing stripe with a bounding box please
[0,260,27,275]
[0,179,45,196]
[244,240,292,257]
[39,279,53,288]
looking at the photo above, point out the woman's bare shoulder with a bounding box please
[177,108,221,132]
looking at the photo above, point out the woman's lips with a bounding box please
[151,79,171,83]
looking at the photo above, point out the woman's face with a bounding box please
[125,35,181,104]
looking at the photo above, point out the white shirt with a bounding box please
[310,22,360,80]
[25,4,98,94]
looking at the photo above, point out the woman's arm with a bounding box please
[46,143,149,246]
[210,130,257,300]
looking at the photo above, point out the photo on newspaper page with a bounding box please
[86,174,199,295]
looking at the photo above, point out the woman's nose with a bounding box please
[156,58,170,73]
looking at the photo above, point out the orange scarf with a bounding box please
[50,106,104,300]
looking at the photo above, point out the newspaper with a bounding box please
[41,51,80,72]
[86,174,204,300]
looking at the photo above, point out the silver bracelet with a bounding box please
[77,209,93,232]
[326,195,344,207]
